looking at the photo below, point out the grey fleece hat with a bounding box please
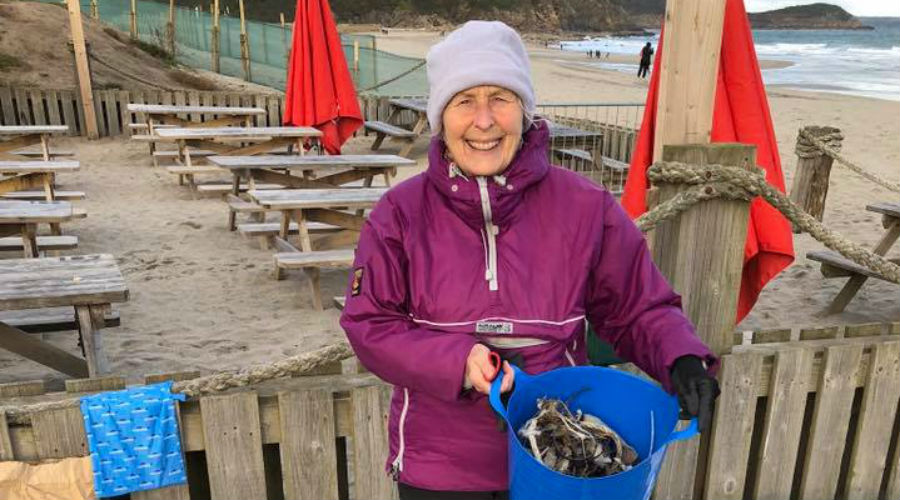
[426,20,536,133]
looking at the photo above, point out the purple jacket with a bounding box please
[340,121,717,492]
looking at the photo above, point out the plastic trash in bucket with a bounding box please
[489,365,698,500]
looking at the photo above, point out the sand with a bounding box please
[1,29,897,385]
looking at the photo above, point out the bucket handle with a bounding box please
[488,364,527,422]
[666,417,699,444]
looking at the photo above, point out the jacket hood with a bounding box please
[424,119,551,229]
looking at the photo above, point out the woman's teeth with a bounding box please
[466,139,500,151]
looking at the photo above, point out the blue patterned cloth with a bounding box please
[80,381,188,497]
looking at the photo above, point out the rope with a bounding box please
[359,60,426,93]
[638,161,900,284]
[1,342,354,425]
[799,128,900,193]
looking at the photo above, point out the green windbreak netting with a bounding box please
[38,0,427,95]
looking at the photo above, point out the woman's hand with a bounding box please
[464,344,514,395]
[670,355,720,433]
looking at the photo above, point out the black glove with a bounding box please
[670,355,720,433]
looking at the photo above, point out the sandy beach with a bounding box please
[1,29,897,385]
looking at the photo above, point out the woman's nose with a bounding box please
[472,103,494,130]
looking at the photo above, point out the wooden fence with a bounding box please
[0,87,641,162]
[2,322,898,499]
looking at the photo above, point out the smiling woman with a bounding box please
[340,20,720,500]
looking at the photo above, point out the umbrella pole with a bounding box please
[211,0,220,73]
[239,0,251,81]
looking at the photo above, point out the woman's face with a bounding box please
[441,85,524,177]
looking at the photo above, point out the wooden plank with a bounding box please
[887,424,900,500]
[705,352,764,500]
[351,385,394,500]
[207,154,416,169]
[45,90,62,126]
[154,126,321,140]
[279,389,339,500]
[845,323,885,338]
[65,375,125,393]
[845,340,900,499]
[0,380,45,397]
[0,322,89,377]
[144,370,202,384]
[254,94,268,126]
[58,90,79,136]
[93,90,107,137]
[267,95,280,127]
[200,392,267,500]
[0,160,80,173]
[117,90,131,134]
[105,90,121,135]
[31,406,88,458]
[132,483,191,500]
[866,202,900,220]
[752,328,792,344]
[174,91,188,122]
[799,326,841,341]
[799,343,865,500]
[250,188,387,210]
[126,103,265,115]
[752,347,814,499]
[0,87,15,126]
[28,90,47,126]
[14,87,31,125]
[0,254,128,310]
[0,413,13,460]
[75,304,110,377]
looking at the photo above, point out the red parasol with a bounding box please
[622,0,795,322]
[283,0,362,154]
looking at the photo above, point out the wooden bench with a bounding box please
[14,149,75,158]
[808,251,900,280]
[807,201,899,313]
[601,156,630,172]
[364,121,417,152]
[2,190,85,201]
[275,249,356,308]
[0,307,120,334]
[0,235,78,252]
[237,221,340,249]
[196,183,282,196]
[553,148,593,163]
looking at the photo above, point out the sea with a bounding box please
[557,17,900,102]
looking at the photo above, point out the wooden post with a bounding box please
[648,1,729,499]
[239,0,251,81]
[129,0,137,40]
[65,0,99,139]
[652,0,728,160]
[353,39,360,72]
[280,12,290,68]
[211,0,220,73]
[166,0,176,57]
[789,125,842,232]
[89,0,98,19]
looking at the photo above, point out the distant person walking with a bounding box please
[638,42,654,78]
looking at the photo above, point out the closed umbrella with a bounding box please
[283,0,362,154]
[622,0,795,322]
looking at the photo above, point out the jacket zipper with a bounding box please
[390,388,410,480]
[476,176,499,291]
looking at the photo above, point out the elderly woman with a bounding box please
[341,21,720,499]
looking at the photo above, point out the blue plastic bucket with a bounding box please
[489,365,698,500]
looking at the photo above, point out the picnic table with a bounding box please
[249,187,388,309]
[207,154,416,230]
[1,160,81,236]
[154,126,323,166]
[0,254,128,377]
[0,200,78,257]
[0,125,70,161]
[807,202,900,313]
[365,98,428,157]
[126,104,265,132]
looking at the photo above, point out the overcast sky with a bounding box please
[745,0,900,17]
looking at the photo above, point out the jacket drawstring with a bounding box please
[476,176,499,291]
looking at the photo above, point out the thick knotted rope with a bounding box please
[1,342,354,425]
[799,128,900,193]
[636,161,900,284]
